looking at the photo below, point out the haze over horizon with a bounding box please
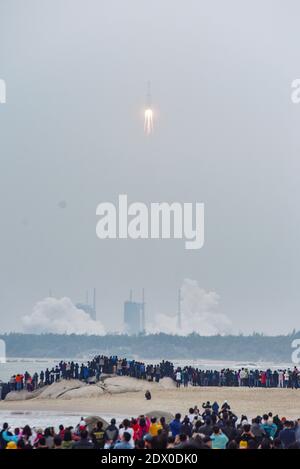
[1,1,299,336]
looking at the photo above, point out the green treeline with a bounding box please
[0,332,299,362]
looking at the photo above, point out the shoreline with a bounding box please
[2,386,300,420]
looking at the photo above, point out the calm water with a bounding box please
[0,357,80,382]
[0,410,125,431]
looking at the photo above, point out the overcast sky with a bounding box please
[0,0,299,335]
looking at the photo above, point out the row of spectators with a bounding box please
[1,354,300,399]
[1,401,300,449]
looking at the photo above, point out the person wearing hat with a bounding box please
[143,433,153,449]
[239,440,248,449]
[221,401,231,411]
[6,441,17,450]
[238,424,256,448]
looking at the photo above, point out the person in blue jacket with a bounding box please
[169,413,182,437]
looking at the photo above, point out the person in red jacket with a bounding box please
[130,418,139,441]
[260,371,267,387]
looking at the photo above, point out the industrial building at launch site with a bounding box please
[75,287,182,336]
[76,288,97,321]
[123,288,182,335]
[123,290,146,335]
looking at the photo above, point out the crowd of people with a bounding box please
[1,401,300,450]
[1,355,300,400]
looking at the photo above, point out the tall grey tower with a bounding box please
[76,288,96,321]
[123,289,145,335]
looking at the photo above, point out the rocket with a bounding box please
[146,81,152,108]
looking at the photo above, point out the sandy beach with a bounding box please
[1,386,300,420]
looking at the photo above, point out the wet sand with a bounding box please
[1,386,300,419]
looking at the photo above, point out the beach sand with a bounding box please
[1,386,300,419]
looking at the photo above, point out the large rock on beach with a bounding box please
[85,415,109,432]
[36,379,86,399]
[102,376,175,393]
[103,376,149,394]
[146,410,174,424]
[158,377,176,389]
[4,387,44,401]
[59,384,105,400]
[4,376,177,401]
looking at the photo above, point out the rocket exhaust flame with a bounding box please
[144,108,154,135]
[144,81,154,135]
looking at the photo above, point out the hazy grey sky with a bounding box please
[0,0,299,334]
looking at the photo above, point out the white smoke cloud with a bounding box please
[148,278,232,336]
[22,297,106,335]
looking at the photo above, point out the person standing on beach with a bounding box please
[175,370,182,388]
[284,370,290,388]
[278,370,284,388]
[183,369,189,387]
[291,367,299,389]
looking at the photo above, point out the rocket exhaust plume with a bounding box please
[144,81,154,135]
[144,108,153,135]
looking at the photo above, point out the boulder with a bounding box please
[85,416,109,432]
[158,377,176,389]
[3,376,176,401]
[5,388,44,401]
[36,379,86,399]
[103,376,147,394]
[59,385,105,400]
[146,410,174,424]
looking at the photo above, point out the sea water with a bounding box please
[0,410,125,431]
